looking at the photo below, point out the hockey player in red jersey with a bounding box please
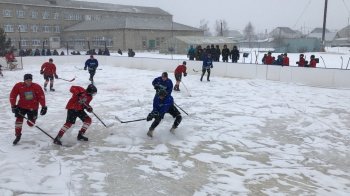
[173,61,187,91]
[53,84,97,145]
[40,58,58,91]
[9,74,47,145]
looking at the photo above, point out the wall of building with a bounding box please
[11,56,350,89]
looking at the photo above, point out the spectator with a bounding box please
[230,46,240,63]
[195,45,203,61]
[309,55,318,68]
[103,48,110,56]
[215,45,221,62]
[264,52,274,65]
[117,49,122,55]
[128,49,135,57]
[187,45,195,60]
[97,49,103,55]
[296,54,306,67]
[60,51,65,55]
[53,49,59,56]
[282,53,289,66]
[221,44,230,62]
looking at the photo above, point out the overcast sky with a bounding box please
[83,0,350,34]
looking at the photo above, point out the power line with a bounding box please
[293,0,313,28]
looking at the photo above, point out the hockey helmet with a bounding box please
[86,84,97,95]
[24,73,33,81]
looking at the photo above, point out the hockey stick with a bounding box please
[58,77,75,82]
[91,111,113,128]
[75,66,102,70]
[346,57,350,69]
[320,56,327,68]
[193,68,199,73]
[341,56,344,69]
[82,103,113,128]
[115,116,146,123]
[174,102,188,116]
[19,113,55,141]
[181,81,192,97]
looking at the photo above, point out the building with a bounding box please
[332,25,350,47]
[0,0,203,51]
[269,27,302,39]
[306,28,336,46]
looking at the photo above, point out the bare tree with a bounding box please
[199,19,211,36]
[0,27,12,56]
[243,22,255,48]
[214,19,229,36]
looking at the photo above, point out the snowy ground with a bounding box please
[0,57,350,195]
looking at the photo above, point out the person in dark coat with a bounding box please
[221,44,230,62]
[230,46,240,63]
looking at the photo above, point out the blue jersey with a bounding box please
[202,56,213,69]
[84,59,99,70]
[152,94,174,118]
[152,76,173,96]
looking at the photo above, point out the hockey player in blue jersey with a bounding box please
[152,72,173,96]
[146,89,182,137]
[84,55,99,82]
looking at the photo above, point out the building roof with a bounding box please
[0,0,171,16]
[335,25,350,39]
[64,17,202,32]
[271,27,298,34]
[174,36,236,45]
[310,27,330,34]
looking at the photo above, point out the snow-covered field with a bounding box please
[0,54,350,195]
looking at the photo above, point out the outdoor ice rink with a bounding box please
[0,61,350,195]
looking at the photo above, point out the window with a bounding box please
[85,15,91,21]
[16,10,25,18]
[92,37,113,47]
[20,39,29,47]
[32,25,38,32]
[64,13,81,21]
[18,24,28,32]
[53,13,59,20]
[142,37,147,48]
[32,39,41,46]
[43,25,50,33]
[4,24,14,32]
[3,9,12,17]
[54,26,60,33]
[31,11,38,18]
[42,11,49,19]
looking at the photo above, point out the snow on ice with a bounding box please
[0,52,349,195]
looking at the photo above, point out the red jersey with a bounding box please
[265,55,274,65]
[41,62,57,76]
[174,64,187,75]
[9,82,46,110]
[5,53,15,62]
[66,86,93,110]
[309,59,317,68]
[298,57,306,67]
[282,57,289,66]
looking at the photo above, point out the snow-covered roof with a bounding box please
[174,36,236,45]
[0,0,171,16]
[64,18,202,32]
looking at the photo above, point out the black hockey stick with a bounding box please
[193,68,199,72]
[75,66,102,70]
[115,116,146,123]
[58,77,75,82]
[83,103,113,128]
[174,102,188,116]
[19,113,55,141]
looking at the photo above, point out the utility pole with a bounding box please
[220,20,223,36]
[321,0,328,51]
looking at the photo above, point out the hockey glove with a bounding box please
[184,73,187,77]
[211,65,213,68]
[40,106,47,115]
[40,70,44,74]
[11,105,19,116]
[84,67,87,70]
[146,113,153,121]
[85,106,93,113]
[54,74,58,79]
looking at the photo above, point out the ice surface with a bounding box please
[0,53,350,195]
